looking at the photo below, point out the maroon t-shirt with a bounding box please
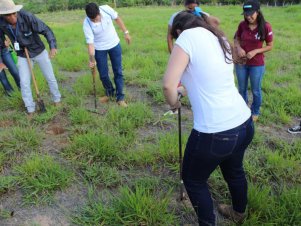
[236,21,273,66]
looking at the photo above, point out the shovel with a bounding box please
[24,48,46,113]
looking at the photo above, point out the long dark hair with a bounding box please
[171,11,232,63]
[245,10,266,41]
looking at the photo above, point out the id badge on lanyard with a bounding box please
[9,23,20,51]
[14,42,20,51]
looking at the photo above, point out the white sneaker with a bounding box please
[288,125,301,134]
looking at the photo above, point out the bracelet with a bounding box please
[124,30,129,35]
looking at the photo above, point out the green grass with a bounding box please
[15,154,74,204]
[73,185,177,226]
[0,126,41,169]
[32,105,61,124]
[247,185,301,225]
[65,131,126,168]
[0,175,18,194]
[69,107,95,125]
[0,5,300,225]
[83,163,123,187]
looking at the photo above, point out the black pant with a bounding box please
[182,117,254,225]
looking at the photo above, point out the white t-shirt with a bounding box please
[168,11,209,27]
[175,28,251,133]
[83,5,120,50]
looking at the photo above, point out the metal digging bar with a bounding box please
[91,66,97,109]
[24,47,46,113]
[178,94,185,200]
[86,64,105,115]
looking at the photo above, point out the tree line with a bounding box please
[16,0,300,13]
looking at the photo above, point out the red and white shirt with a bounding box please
[235,21,273,66]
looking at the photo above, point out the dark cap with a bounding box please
[242,0,260,16]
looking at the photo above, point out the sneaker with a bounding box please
[164,109,178,116]
[99,96,109,103]
[27,112,35,120]
[217,204,246,224]
[117,100,128,107]
[288,125,301,134]
[252,115,259,122]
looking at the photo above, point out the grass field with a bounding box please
[0,5,301,226]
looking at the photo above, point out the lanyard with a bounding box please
[8,23,19,42]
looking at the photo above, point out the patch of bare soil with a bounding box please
[0,120,14,128]
[257,117,301,143]
[60,70,88,92]
[0,72,87,226]
[0,181,88,226]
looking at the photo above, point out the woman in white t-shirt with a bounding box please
[163,11,254,225]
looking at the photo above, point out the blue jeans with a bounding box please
[0,47,20,95]
[182,117,254,226]
[0,70,13,95]
[18,49,61,113]
[95,43,124,101]
[2,48,20,87]
[235,64,265,116]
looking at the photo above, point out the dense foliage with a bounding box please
[16,0,301,13]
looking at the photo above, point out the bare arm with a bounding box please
[163,45,189,109]
[234,37,247,58]
[87,43,95,68]
[115,16,131,45]
[167,25,173,54]
[246,41,273,59]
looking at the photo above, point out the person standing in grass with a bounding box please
[234,0,273,122]
[0,0,61,115]
[0,29,20,96]
[167,0,220,53]
[83,2,131,107]
[163,12,254,225]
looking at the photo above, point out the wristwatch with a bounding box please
[124,30,129,35]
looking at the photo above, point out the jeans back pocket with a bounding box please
[210,133,239,157]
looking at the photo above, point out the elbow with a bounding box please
[163,79,172,94]
[267,42,273,51]
[163,83,170,93]
[163,85,172,99]
[163,77,176,96]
